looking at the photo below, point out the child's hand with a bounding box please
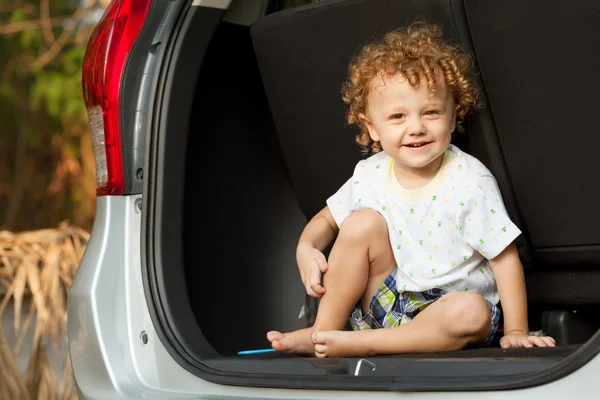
[297,244,328,298]
[500,331,556,349]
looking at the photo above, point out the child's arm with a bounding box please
[489,243,556,348]
[297,206,339,298]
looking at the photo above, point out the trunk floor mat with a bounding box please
[238,344,581,360]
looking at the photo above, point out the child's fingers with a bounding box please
[304,280,323,298]
[314,256,328,273]
[518,337,533,348]
[530,336,549,347]
[302,273,318,297]
[503,335,557,349]
[309,267,325,296]
[305,284,319,298]
[313,284,325,296]
[541,337,556,347]
[499,336,512,349]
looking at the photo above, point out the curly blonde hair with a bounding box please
[341,22,479,154]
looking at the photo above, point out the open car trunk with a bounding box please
[142,0,600,391]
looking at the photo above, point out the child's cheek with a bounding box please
[428,118,454,135]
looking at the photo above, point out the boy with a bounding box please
[267,22,555,357]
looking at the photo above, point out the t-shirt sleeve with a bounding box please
[456,175,522,259]
[326,164,364,228]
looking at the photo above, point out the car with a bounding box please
[67,0,600,398]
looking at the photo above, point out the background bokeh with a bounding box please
[0,0,111,233]
[0,1,108,398]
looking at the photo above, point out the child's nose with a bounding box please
[406,118,425,135]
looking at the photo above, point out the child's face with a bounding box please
[360,73,456,173]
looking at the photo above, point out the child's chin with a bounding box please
[398,155,437,168]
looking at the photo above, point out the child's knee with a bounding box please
[443,292,491,339]
[338,209,388,242]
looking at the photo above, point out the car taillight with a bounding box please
[82,0,152,196]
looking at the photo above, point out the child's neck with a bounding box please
[393,153,445,190]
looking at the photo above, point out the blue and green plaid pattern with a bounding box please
[350,266,501,346]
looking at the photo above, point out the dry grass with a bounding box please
[0,222,88,399]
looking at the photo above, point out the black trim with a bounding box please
[120,0,184,194]
[143,0,224,362]
[526,268,600,305]
[534,245,600,266]
[141,0,600,393]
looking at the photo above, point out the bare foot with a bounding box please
[312,330,374,358]
[267,328,315,355]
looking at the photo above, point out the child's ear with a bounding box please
[451,106,458,133]
[359,113,380,142]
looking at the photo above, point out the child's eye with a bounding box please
[390,113,405,120]
[424,110,440,116]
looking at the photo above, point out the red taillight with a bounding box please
[82,0,152,196]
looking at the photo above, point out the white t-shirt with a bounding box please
[326,145,521,305]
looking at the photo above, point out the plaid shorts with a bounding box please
[349,266,501,347]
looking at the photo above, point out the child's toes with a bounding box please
[267,331,283,342]
[267,332,289,351]
[314,343,327,357]
[312,331,331,345]
[268,332,293,352]
[271,339,286,352]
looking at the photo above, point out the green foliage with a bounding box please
[0,82,17,102]
[30,45,87,121]
[11,8,43,52]
[0,0,97,231]
[31,69,85,120]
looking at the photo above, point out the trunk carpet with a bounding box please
[240,344,581,359]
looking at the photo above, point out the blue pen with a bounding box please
[237,348,276,356]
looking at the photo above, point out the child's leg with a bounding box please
[267,209,396,355]
[312,292,492,358]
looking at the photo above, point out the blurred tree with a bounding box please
[0,0,102,232]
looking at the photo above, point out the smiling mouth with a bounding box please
[403,142,432,148]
